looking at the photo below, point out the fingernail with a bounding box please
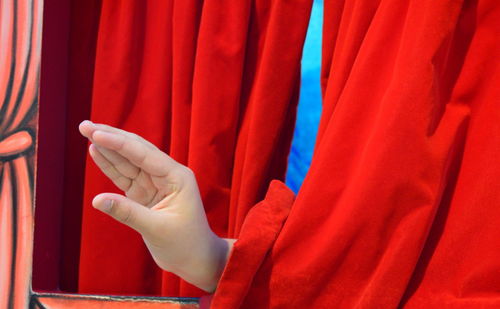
[101,199,114,212]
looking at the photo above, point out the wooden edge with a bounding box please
[31,293,199,308]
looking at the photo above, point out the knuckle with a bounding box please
[176,166,195,180]
[117,176,132,191]
[137,149,148,164]
[111,203,134,225]
[183,166,195,177]
[169,165,197,189]
[120,209,134,225]
[129,132,143,143]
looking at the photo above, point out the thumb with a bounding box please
[92,193,156,235]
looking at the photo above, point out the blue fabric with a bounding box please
[285,0,323,193]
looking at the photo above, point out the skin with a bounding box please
[79,120,235,292]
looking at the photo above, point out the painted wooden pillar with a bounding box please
[0,0,42,307]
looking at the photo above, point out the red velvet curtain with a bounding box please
[70,0,313,297]
[209,0,500,307]
[34,0,498,305]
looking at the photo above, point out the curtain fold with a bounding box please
[75,0,313,297]
[210,0,500,307]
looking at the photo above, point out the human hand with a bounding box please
[79,120,232,292]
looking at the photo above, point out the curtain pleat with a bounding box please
[211,0,500,307]
[76,0,313,297]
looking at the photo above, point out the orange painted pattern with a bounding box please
[0,0,41,308]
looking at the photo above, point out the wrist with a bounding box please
[171,232,235,292]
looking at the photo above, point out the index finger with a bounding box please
[79,121,156,148]
[92,130,180,177]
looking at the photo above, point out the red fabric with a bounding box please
[60,0,103,292]
[33,0,71,291]
[211,181,294,308]
[211,0,500,307]
[76,0,312,297]
[34,0,104,293]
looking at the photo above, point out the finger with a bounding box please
[93,123,157,148]
[81,120,157,176]
[91,145,159,207]
[92,193,158,235]
[94,145,141,179]
[79,120,96,140]
[80,120,157,148]
[89,144,132,191]
[92,130,180,177]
